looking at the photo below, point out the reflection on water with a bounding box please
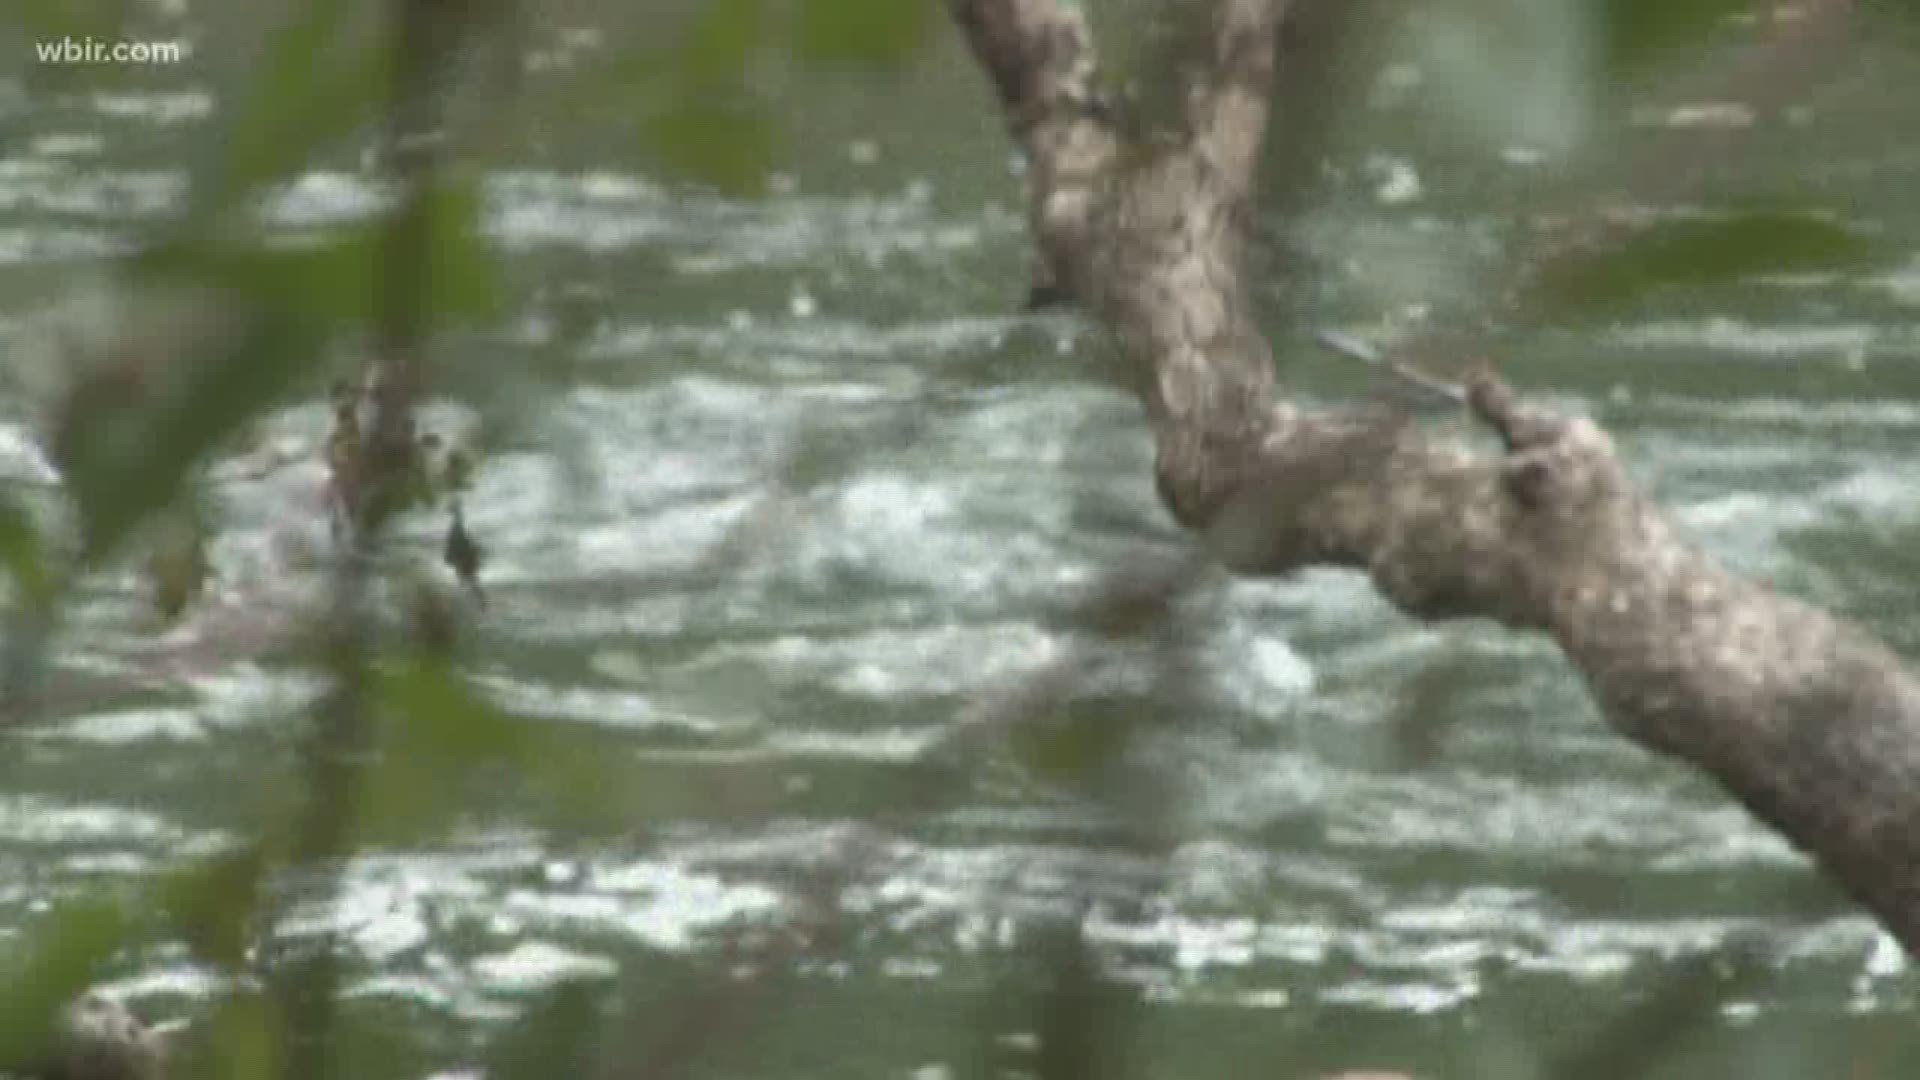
[1,8,1919,1078]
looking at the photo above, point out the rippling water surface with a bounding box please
[2,7,1919,1077]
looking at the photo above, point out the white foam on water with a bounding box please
[0,225,124,263]
[1319,979,1477,1014]
[502,858,783,952]
[256,171,390,228]
[470,940,617,993]
[91,90,211,124]
[0,797,184,845]
[0,166,183,217]
[762,727,946,761]
[1638,394,1920,429]
[32,707,205,744]
[1612,318,1885,357]
[474,676,728,735]
[1323,773,1806,868]
[712,622,1065,699]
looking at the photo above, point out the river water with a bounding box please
[1,5,1918,1078]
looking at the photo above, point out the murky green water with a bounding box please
[2,5,1919,1078]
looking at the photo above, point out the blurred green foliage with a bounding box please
[0,499,50,608]
[202,180,504,324]
[681,0,765,81]
[482,980,607,1080]
[0,899,141,1070]
[645,96,779,195]
[159,845,269,972]
[13,0,124,41]
[632,0,933,190]
[367,659,577,841]
[53,300,321,560]
[796,0,934,71]
[1539,208,1877,313]
[1596,0,1756,73]
[190,992,280,1080]
[0,0,1913,1078]
[213,0,377,203]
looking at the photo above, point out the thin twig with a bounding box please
[1311,329,1467,406]
[268,1,450,1077]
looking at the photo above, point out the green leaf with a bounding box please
[12,0,121,41]
[0,500,51,608]
[0,899,139,1071]
[1595,0,1756,72]
[362,659,525,839]
[189,992,277,1080]
[1538,209,1873,312]
[211,0,377,202]
[278,179,505,323]
[485,980,609,1080]
[365,660,638,841]
[380,658,531,762]
[643,94,775,194]
[680,0,766,82]
[795,0,933,72]
[56,303,324,561]
[155,180,503,325]
[158,845,267,971]
[413,180,507,320]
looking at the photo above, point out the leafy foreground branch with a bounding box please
[947,0,1920,952]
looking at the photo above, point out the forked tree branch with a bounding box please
[947,0,1920,953]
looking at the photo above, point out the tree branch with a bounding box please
[948,0,1920,953]
[1189,0,1286,205]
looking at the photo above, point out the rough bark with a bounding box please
[946,0,1920,953]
